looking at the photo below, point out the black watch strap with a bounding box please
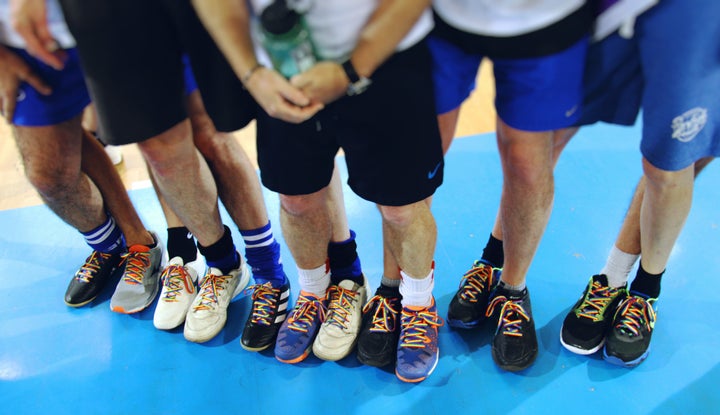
[342,59,361,84]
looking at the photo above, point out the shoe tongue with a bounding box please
[338,279,358,291]
[168,256,185,266]
[206,267,223,277]
[128,244,150,253]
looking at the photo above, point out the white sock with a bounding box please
[399,268,434,308]
[297,263,330,298]
[600,245,639,288]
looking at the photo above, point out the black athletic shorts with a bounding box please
[59,0,256,145]
[256,40,444,207]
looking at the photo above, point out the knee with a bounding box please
[378,204,418,228]
[281,192,325,217]
[642,158,692,189]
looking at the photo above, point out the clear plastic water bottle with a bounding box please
[259,0,318,78]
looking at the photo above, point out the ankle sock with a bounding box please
[481,233,504,268]
[298,263,330,298]
[601,245,639,288]
[629,263,663,299]
[198,225,239,275]
[166,226,197,264]
[328,230,363,286]
[399,267,434,308]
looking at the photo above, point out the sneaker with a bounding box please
[447,260,500,328]
[357,285,402,368]
[486,286,538,372]
[560,274,626,355]
[396,298,444,383]
[153,256,204,330]
[603,293,657,367]
[65,250,123,307]
[241,280,291,352]
[110,232,164,314]
[313,278,368,361]
[184,258,251,343]
[274,291,327,364]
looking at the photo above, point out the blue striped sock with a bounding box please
[241,222,287,286]
[81,214,125,254]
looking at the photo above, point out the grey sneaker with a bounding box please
[110,231,164,314]
[184,257,250,343]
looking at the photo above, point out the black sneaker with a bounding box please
[65,250,123,307]
[241,281,291,352]
[447,260,500,328]
[560,274,626,355]
[603,293,657,367]
[485,286,538,372]
[356,285,402,367]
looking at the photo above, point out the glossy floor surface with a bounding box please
[1,122,718,414]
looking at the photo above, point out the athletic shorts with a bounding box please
[428,35,588,132]
[8,47,90,127]
[58,0,256,145]
[256,41,444,207]
[578,0,720,171]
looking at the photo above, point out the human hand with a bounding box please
[10,0,67,70]
[244,65,324,124]
[289,61,348,105]
[0,45,52,123]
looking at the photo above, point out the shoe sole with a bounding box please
[65,296,97,308]
[275,347,312,364]
[447,317,482,329]
[492,348,538,372]
[559,330,604,355]
[602,347,650,368]
[241,342,273,352]
[357,351,394,368]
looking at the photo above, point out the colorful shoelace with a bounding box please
[363,295,401,333]
[458,261,494,302]
[76,251,112,283]
[486,295,530,337]
[399,307,443,349]
[575,279,622,322]
[286,294,326,333]
[249,282,281,326]
[614,296,656,337]
[160,265,194,302]
[325,285,360,330]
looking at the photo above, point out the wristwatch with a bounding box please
[342,59,372,96]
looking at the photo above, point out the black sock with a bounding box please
[167,227,197,264]
[629,264,663,299]
[198,225,239,275]
[481,233,504,267]
[328,231,363,286]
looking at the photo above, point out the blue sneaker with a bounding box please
[274,291,327,363]
[396,298,444,383]
[603,293,657,367]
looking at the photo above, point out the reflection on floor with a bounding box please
[1,123,718,414]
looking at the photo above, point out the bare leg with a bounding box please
[13,115,105,232]
[379,202,436,279]
[185,91,269,231]
[80,129,153,245]
[280,189,332,269]
[327,162,351,242]
[495,117,554,286]
[137,119,223,247]
[639,159,694,274]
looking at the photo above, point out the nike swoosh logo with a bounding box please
[427,162,441,179]
[565,105,578,117]
[186,232,193,239]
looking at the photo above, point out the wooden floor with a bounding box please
[0,62,496,211]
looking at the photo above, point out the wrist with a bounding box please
[341,59,372,96]
[241,62,265,85]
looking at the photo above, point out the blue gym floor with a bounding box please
[1,122,718,414]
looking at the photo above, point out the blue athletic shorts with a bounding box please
[9,47,90,127]
[578,0,720,171]
[428,35,588,132]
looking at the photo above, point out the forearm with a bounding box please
[350,0,431,78]
[190,0,259,84]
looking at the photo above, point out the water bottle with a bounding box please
[259,0,318,78]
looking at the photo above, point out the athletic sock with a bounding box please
[399,266,434,308]
[629,263,663,299]
[601,245,639,288]
[298,263,331,298]
[198,225,239,275]
[241,221,287,287]
[166,226,197,264]
[81,213,125,254]
[481,233,504,268]
[328,229,364,286]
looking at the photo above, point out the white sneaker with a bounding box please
[312,276,368,361]
[184,257,250,343]
[153,256,204,330]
